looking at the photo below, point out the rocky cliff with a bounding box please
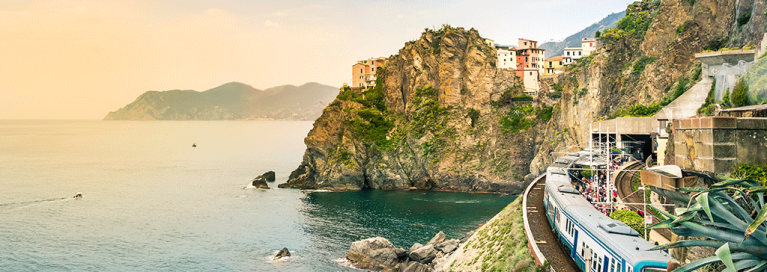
[280,27,551,193]
[104,82,338,121]
[530,0,767,176]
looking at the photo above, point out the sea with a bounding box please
[0,120,516,271]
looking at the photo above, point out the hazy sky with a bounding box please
[0,0,633,119]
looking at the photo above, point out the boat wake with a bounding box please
[0,197,71,212]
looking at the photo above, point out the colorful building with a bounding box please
[564,47,583,60]
[496,46,517,69]
[352,57,386,88]
[516,38,545,75]
[544,56,565,75]
[582,38,597,56]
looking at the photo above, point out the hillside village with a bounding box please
[352,37,598,95]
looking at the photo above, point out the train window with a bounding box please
[592,253,597,270]
[598,257,602,272]
[581,242,585,256]
[610,258,615,272]
[617,263,622,272]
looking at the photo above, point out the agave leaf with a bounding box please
[648,219,676,229]
[713,178,751,188]
[713,191,756,222]
[650,205,676,220]
[649,239,723,251]
[679,221,746,244]
[672,210,699,224]
[697,192,714,223]
[736,259,764,271]
[672,255,722,272]
[751,187,767,193]
[717,243,736,272]
[709,197,749,229]
[699,220,744,232]
[680,187,706,192]
[745,260,767,272]
[745,207,767,241]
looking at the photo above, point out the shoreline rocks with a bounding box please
[252,171,274,189]
[345,231,462,272]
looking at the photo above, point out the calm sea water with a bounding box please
[0,120,515,271]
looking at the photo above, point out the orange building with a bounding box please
[352,57,386,88]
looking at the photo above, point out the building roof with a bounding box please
[582,38,597,42]
[564,47,582,50]
[545,56,564,61]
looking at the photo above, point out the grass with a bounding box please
[450,197,546,272]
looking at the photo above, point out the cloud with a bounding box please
[264,20,279,27]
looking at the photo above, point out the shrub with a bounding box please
[737,11,752,26]
[610,210,645,235]
[467,108,480,127]
[609,104,662,118]
[704,36,729,51]
[722,89,731,107]
[697,78,717,116]
[537,107,553,121]
[632,56,656,74]
[500,105,535,135]
[732,164,767,185]
[676,24,685,34]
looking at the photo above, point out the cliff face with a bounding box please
[281,27,550,193]
[104,82,338,121]
[530,0,767,175]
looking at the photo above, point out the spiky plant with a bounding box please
[647,177,767,272]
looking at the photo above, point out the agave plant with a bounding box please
[647,177,767,272]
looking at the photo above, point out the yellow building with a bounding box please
[543,56,565,75]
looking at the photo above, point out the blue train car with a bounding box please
[544,152,669,272]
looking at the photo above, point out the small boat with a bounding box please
[74,192,82,198]
[192,143,197,147]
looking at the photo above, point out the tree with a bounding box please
[731,79,750,107]
[722,89,732,108]
[595,30,601,38]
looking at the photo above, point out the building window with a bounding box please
[579,51,582,56]
[567,52,570,56]
[560,61,563,65]
[360,69,363,74]
[529,72,532,76]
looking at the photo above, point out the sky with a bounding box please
[0,0,634,119]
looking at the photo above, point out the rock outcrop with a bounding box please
[273,248,290,260]
[345,237,400,271]
[346,232,463,272]
[262,171,276,182]
[529,0,767,176]
[281,27,550,193]
[252,176,269,189]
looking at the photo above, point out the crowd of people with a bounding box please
[569,155,631,216]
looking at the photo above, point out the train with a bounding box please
[543,150,670,272]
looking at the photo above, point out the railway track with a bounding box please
[614,162,673,240]
[524,176,580,272]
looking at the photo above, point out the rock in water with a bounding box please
[273,248,290,260]
[409,244,437,264]
[252,176,269,189]
[410,243,424,252]
[435,239,459,254]
[345,237,400,271]
[426,231,445,246]
[263,171,276,182]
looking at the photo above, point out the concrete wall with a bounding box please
[673,117,767,175]
[694,50,758,78]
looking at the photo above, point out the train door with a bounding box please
[584,247,593,272]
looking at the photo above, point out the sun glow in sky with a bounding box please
[0,0,633,119]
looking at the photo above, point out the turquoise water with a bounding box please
[0,120,515,271]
